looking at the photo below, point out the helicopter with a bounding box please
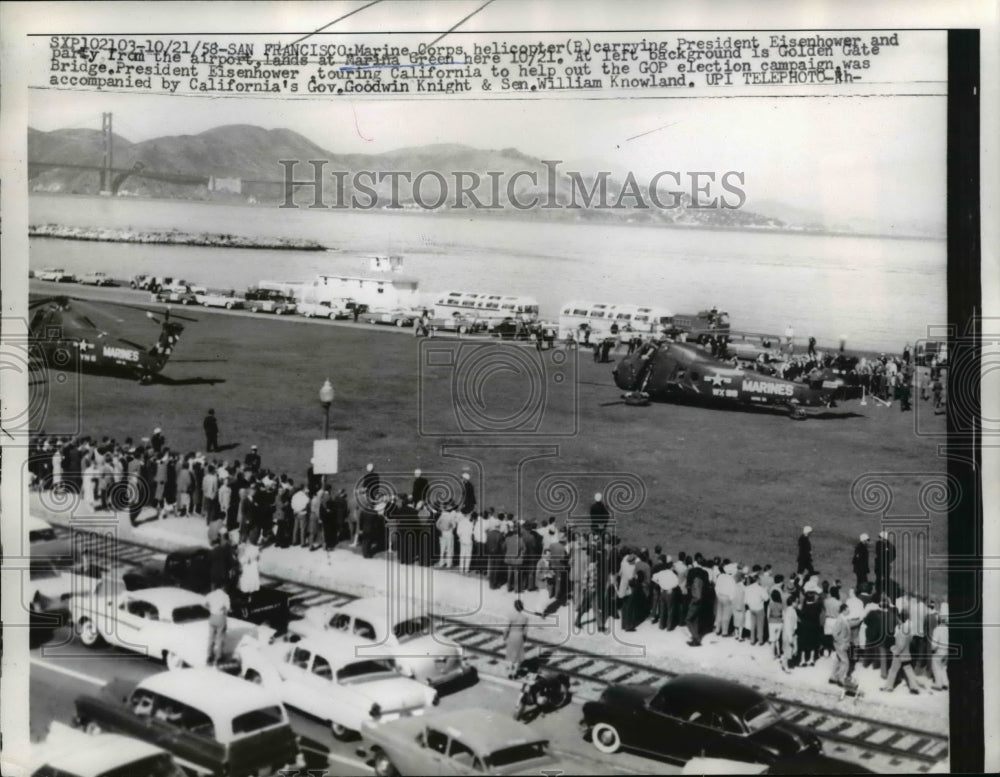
[28,295,196,383]
[612,339,856,419]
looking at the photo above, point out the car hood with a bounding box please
[390,635,462,659]
[598,682,659,708]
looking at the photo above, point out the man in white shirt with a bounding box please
[456,512,474,573]
[290,485,310,548]
[205,584,231,667]
[652,564,679,631]
[714,563,737,637]
[436,506,458,568]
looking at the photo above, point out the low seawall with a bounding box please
[28,223,326,251]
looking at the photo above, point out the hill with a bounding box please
[27,124,784,229]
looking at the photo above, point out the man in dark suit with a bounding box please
[203,409,219,452]
[853,533,871,589]
[685,559,711,647]
[360,462,381,510]
[486,518,506,589]
[460,471,476,516]
[412,469,429,505]
[874,531,896,594]
[589,492,610,537]
[797,526,815,575]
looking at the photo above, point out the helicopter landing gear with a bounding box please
[138,372,154,385]
[623,391,650,406]
[788,405,807,420]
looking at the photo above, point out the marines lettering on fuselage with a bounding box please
[101,345,140,362]
[742,379,794,397]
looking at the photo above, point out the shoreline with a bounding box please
[28,223,326,251]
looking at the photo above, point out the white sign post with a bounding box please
[312,439,339,475]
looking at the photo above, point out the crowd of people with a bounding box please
[28,418,949,699]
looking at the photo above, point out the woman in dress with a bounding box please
[504,599,529,679]
[237,538,261,594]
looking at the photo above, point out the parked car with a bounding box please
[244,288,297,315]
[236,633,438,741]
[152,287,198,305]
[581,674,821,763]
[490,317,532,341]
[288,597,475,688]
[71,581,259,669]
[359,707,568,776]
[123,545,291,631]
[79,272,116,286]
[30,721,185,777]
[429,312,486,335]
[27,517,104,628]
[361,308,418,327]
[129,274,154,290]
[298,299,352,319]
[195,290,245,309]
[73,669,300,777]
[35,268,77,283]
[682,753,875,775]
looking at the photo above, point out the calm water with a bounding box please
[28,194,945,352]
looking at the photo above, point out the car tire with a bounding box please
[395,319,404,328]
[591,722,623,754]
[330,722,354,741]
[245,669,263,685]
[78,618,103,648]
[373,751,398,777]
[329,312,338,320]
[83,720,103,735]
[182,298,190,305]
[224,302,233,309]
[458,325,468,334]
[164,650,185,670]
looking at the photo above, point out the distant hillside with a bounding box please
[28,124,785,230]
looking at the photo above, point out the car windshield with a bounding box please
[392,616,433,643]
[336,659,397,682]
[743,701,781,733]
[485,742,550,769]
[232,705,285,735]
[171,605,210,623]
[30,528,58,543]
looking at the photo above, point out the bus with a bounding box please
[558,301,673,341]
[431,291,539,327]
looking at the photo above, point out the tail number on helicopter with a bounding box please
[101,345,140,362]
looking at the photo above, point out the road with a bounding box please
[29,623,670,776]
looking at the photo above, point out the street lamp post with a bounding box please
[319,379,334,488]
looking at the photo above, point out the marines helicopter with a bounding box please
[28,295,196,383]
[612,339,855,419]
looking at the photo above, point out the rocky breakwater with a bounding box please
[29,223,326,251]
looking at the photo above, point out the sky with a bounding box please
[20,2,950,231]
[28,88,948,231]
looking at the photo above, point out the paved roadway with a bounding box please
[29,623,670,776]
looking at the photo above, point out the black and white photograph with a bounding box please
[1,2,997,776]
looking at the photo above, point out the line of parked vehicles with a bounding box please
[27,513,872,777]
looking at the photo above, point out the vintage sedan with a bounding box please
[361,308,418,327]
[195,290,245,309]
[73,669,300,777]
[79,271,116,286]
[360,707,568,776]
[288,596,476,687]
[428,312,486,335]
[244,289,297,314]
[27,521,104,628]
[298,299,352,319]
[71,582,259,669]
[581,674,821,763]
[152,287,198,305]
[236,633,438,741]
[35,267,77,283]
[30,722,185,777]
[682,753,875,774]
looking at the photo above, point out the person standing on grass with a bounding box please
[203,409,219,453]
[852,533,871,589]
[797,526,815,576]
[781,595,798,672]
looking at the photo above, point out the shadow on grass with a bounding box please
[151,375,227,386]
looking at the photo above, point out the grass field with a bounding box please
[33,299,949,600]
